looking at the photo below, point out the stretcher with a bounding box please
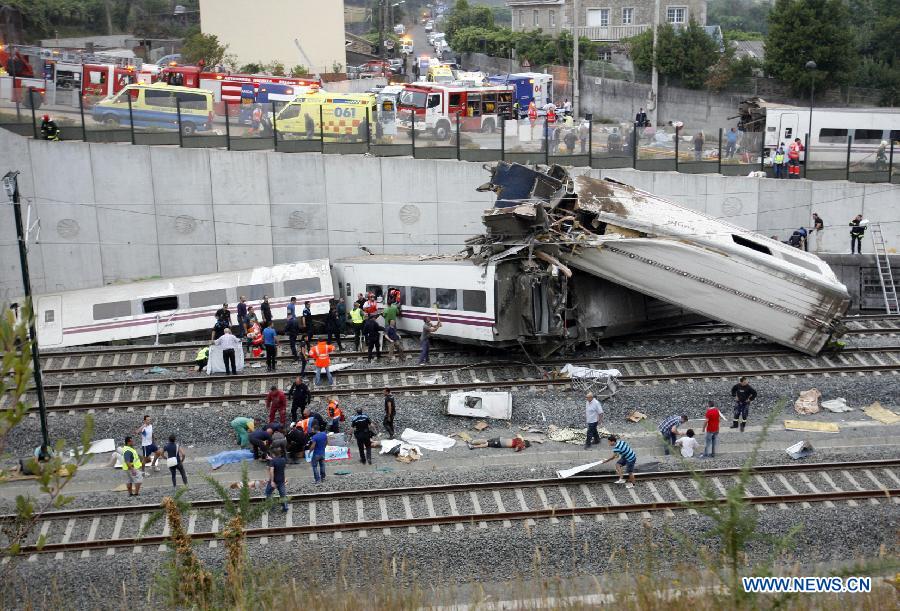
[559,364,621,398]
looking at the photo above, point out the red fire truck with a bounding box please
[1,46,46,107]
[81,64,140,106]
[158,65,320,112]
[397,82,514,140]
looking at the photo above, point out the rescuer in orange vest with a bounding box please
[788,138,803,178]
[326,398,345,433]
[308,340,335,386]
[546,105,557,124]
[527,101,537,125]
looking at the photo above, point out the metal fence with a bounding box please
[3,88,898,185]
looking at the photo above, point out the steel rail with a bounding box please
[15,361,900,414]
[4,459,897,523]
[13,487,898,555]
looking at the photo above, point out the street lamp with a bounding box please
[805,60,816,146]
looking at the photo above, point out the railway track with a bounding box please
[37,317,900,377]
[6,346,899,414]
[5,460,897,557]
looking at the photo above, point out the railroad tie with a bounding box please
[841,470,879,506]
[187,511,197,535]
[601,484,629,521]
[107,515,124,556]
[535,487,560,524]
[555,485,582,523]
[355,499,367,538]
[29,521,52,562]
[308,502,318,541]
[881,468,900,487]
[55,518,76,560]
[798,473,833,508]
[401,495,417,534]
[132,514,149,554]
[666,480,697,515]
[259,512,268,545]
[284,506,294,542]
[159,516,171,552]
[644,482,673,517]
[209,511,220,548]
[425,494,441,532]
[578,484,605,522]
[753,475,788,510]
[515,488,536,527]
[775,475,811,509]
[624,484,651,518]
[446,493,464,532]
[81,517,101,558]
[331,501,342,539]
[468,491,488,529]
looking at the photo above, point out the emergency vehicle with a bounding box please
[1,46,46,107]
[274,90,376,142]
[488,72,553,116]
[81,64,140,106]
[91,82,215,135]
[397,83,514,140]
[159,65,320,112]
[426,64,454,83]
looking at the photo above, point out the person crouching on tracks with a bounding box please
[600,435,637,489]
[730,376,757,432]
[326,398,344,433]
[122,436,144,496]
[194,345,209,372]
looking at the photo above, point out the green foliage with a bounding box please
[627,21,718,89]
[239,63,265,74]
[445,0,495,46]
[295,64,312,77]
[181,32,227,68]
[723,29,765,41]
[708,0,772,35]
[764,0,856,94]
[448,25,609,66]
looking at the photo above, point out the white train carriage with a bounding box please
[333,255,497,343]
[33,259,334,348]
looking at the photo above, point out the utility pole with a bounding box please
[572,0,580,118]
[379,0,386,60]
[3,171,50,450]
[648,0,660,126]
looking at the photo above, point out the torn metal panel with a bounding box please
[446,391,513,420]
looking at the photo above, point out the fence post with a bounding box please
[319,105,324,151]
[411,110,416,154]
[79,92,87,141]
[544,120,549,165]
[674,128,679,172]
[759,132,765,173]
[456,112,461,161]
[127,93,135,145]
[632,127,637,169]
[717,128,723,174]
[803,134,809,179]
[272,101,279,150]
[500,113,505,161]
[225,102,231,151]
[889,139,894,184]
[587,120,592,167]
[365,106,371,152]
[28,90,38,139]
[845,135,852,181]
[176,98,184,148]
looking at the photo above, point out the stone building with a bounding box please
[506,0,707,41]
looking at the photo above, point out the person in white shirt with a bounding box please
[674,429,700,458]
[215,327,243,375]
[584,392,604,449]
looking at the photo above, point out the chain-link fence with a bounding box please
[12,91,900,185]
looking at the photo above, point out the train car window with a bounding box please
[236,283,274,301]
[435,288,458,310]
[366,285,384,301]
[93,300,132,320]
[345,282,352,297]
[284,277,322,296]
[462,290,487,313]
[44,310,55,323]
[142,296,179,313]
[189,289,227,308]
[853,129,883,144]
[818,128,847,143]
[891,130,900,142]
[732,235,771,255]
[411,286,431,307]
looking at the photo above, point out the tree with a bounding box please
[180,32,227,68]
[627,21,716,88]
[679,20,720,88]
[445,0,494,49]
[764,0,856,94]
[708,0,772,35]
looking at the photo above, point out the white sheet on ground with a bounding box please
[400,428,455,451]
[328,363,354,372]
[446,391,512,420]
[379,439,421,457]
[821,398,853,413]
[557,459,606,479]
[559,364,621,379]
[87,438,116,454]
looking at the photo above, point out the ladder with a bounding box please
[870,223,899,314]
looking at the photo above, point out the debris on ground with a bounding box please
[626,410,647,423]
[863,401,900,424]
[400,428,456,451]
[547,425,612,445]
[519,425,545,433]
[451,431,474,442]
[147,366,170,374]
[786,440,814,459]
[446,391,512,419]
[783,420,839,433]
[207,449,255,469]
[821,398,853,413]
[559,364,621,397]
[557,459,607,479]
[794,388,822,415]
[473,421,489,431]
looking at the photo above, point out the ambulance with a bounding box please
[426,64,454,83]
[90,82,215,134]
[274,90,376,142]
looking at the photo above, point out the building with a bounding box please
[198,0,346,74]
[506,0,707,42]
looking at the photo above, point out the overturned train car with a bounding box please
[472,162,851,355]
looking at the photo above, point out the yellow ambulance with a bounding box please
[275,90,376,142]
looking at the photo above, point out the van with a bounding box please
[91,82,214,134]
[275,90,376,142]
[394,24,405,35]
[427,65,454,83]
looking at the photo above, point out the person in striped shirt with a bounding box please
[601,435,637,488]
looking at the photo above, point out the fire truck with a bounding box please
[158,65,320,113]
[397,83,514,140]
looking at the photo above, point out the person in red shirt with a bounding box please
[363,296,378,316]
[700,400,721,458]
[265,385,287,426]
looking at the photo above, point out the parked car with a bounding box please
[388,58,404,74]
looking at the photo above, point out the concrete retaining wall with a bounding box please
[1,128,898,298]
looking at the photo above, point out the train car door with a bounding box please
[778,113,798,144]
[37,295,63,346]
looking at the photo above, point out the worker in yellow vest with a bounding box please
[349,303,365,351]
[122,435,144,496]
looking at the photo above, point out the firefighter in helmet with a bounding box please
[40,114,60,141]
